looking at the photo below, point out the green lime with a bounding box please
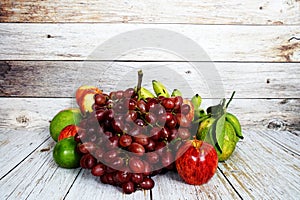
[53,137,81,168]
[50,108,82,142]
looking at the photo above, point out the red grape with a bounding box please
[162,98,175,110]
[150,127,161,141]
[91,163,106,176]
[115,90,124,99]
[122,181,135,194]
[178,127,191,140]
[124,88,135,98]
[144,112,157,125]
[80,154,96,169]
[136,100,147,113]
[116,170,131,183]
[119,134,132,147]
[146,152,160,164]
[128,142,145,156]
[131,173,144,184]
[78,142,96,154]
[133,134,150,146]
[103,149,119,164]
[140,177,155,190]
[94,94,107,106]
[129,157,145,173]
[144,139,156,151]
[173,96,183,112]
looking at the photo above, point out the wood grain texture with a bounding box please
[218,130,300,199]
[1,128,299,199]
[0,0,299,24]
[0,24,299,62]
[0,129,49,179]
[1,61,299,98]
[151,171,240,199]
[0,137,82,199]
[65,169,151,200]
[0,98,299,131]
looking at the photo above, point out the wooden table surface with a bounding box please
[0,1,300,199]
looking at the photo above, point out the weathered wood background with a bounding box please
[0,0,299,199]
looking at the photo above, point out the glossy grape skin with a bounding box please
[79,90,203,193]
[116,171,131,184]
[103,149,119,164]
[124,88,135,98]
[173,96,183,112]
[119,134,132,147]
[131,173,143,184]
[128,142,145,156]
[144,139,156,152]
[129,157,145,173]
[161,150,174,168]
[150,127,162,141]
[80,154,96,169]
[122,181,135,194]
[78,142,96,154]
[91,163,106,176]
[133,134,149,146]
[136,100,147,113]
[146,152,160,164]
[140,177,155,190]
[115,90,124,99]
[94,94,107,106]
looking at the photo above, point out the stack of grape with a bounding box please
[74,88,194,194]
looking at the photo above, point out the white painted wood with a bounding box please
[0,0,299,24]
[0,137,81,200]
[151,171,241,199]
[0,129,49,179]
[0,98,299,131]
[1,61,299,98]
[65,169,151,200]
[257,130,300,154]
[218,130,300,199]
[0,24,299,61]
[1,129,299,199]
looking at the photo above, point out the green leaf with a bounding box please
[209,114,226,154]
[215,114,226,151]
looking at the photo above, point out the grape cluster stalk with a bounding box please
[74,87,195,194]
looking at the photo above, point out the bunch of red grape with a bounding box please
[74,87,195,194]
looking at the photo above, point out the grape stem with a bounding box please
[137,70,143,93]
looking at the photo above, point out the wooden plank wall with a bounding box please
[0,1,300,200]
[0,0,299,133]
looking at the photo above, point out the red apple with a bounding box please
[75,85,102,114]
[175,139,218,185]
[58,125,81,141]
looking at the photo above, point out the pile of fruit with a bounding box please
[50,70,243,194]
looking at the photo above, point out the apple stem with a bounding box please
[137,70,143,93]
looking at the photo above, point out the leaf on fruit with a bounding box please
[209,114,226,154]
[215,114,226,151]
